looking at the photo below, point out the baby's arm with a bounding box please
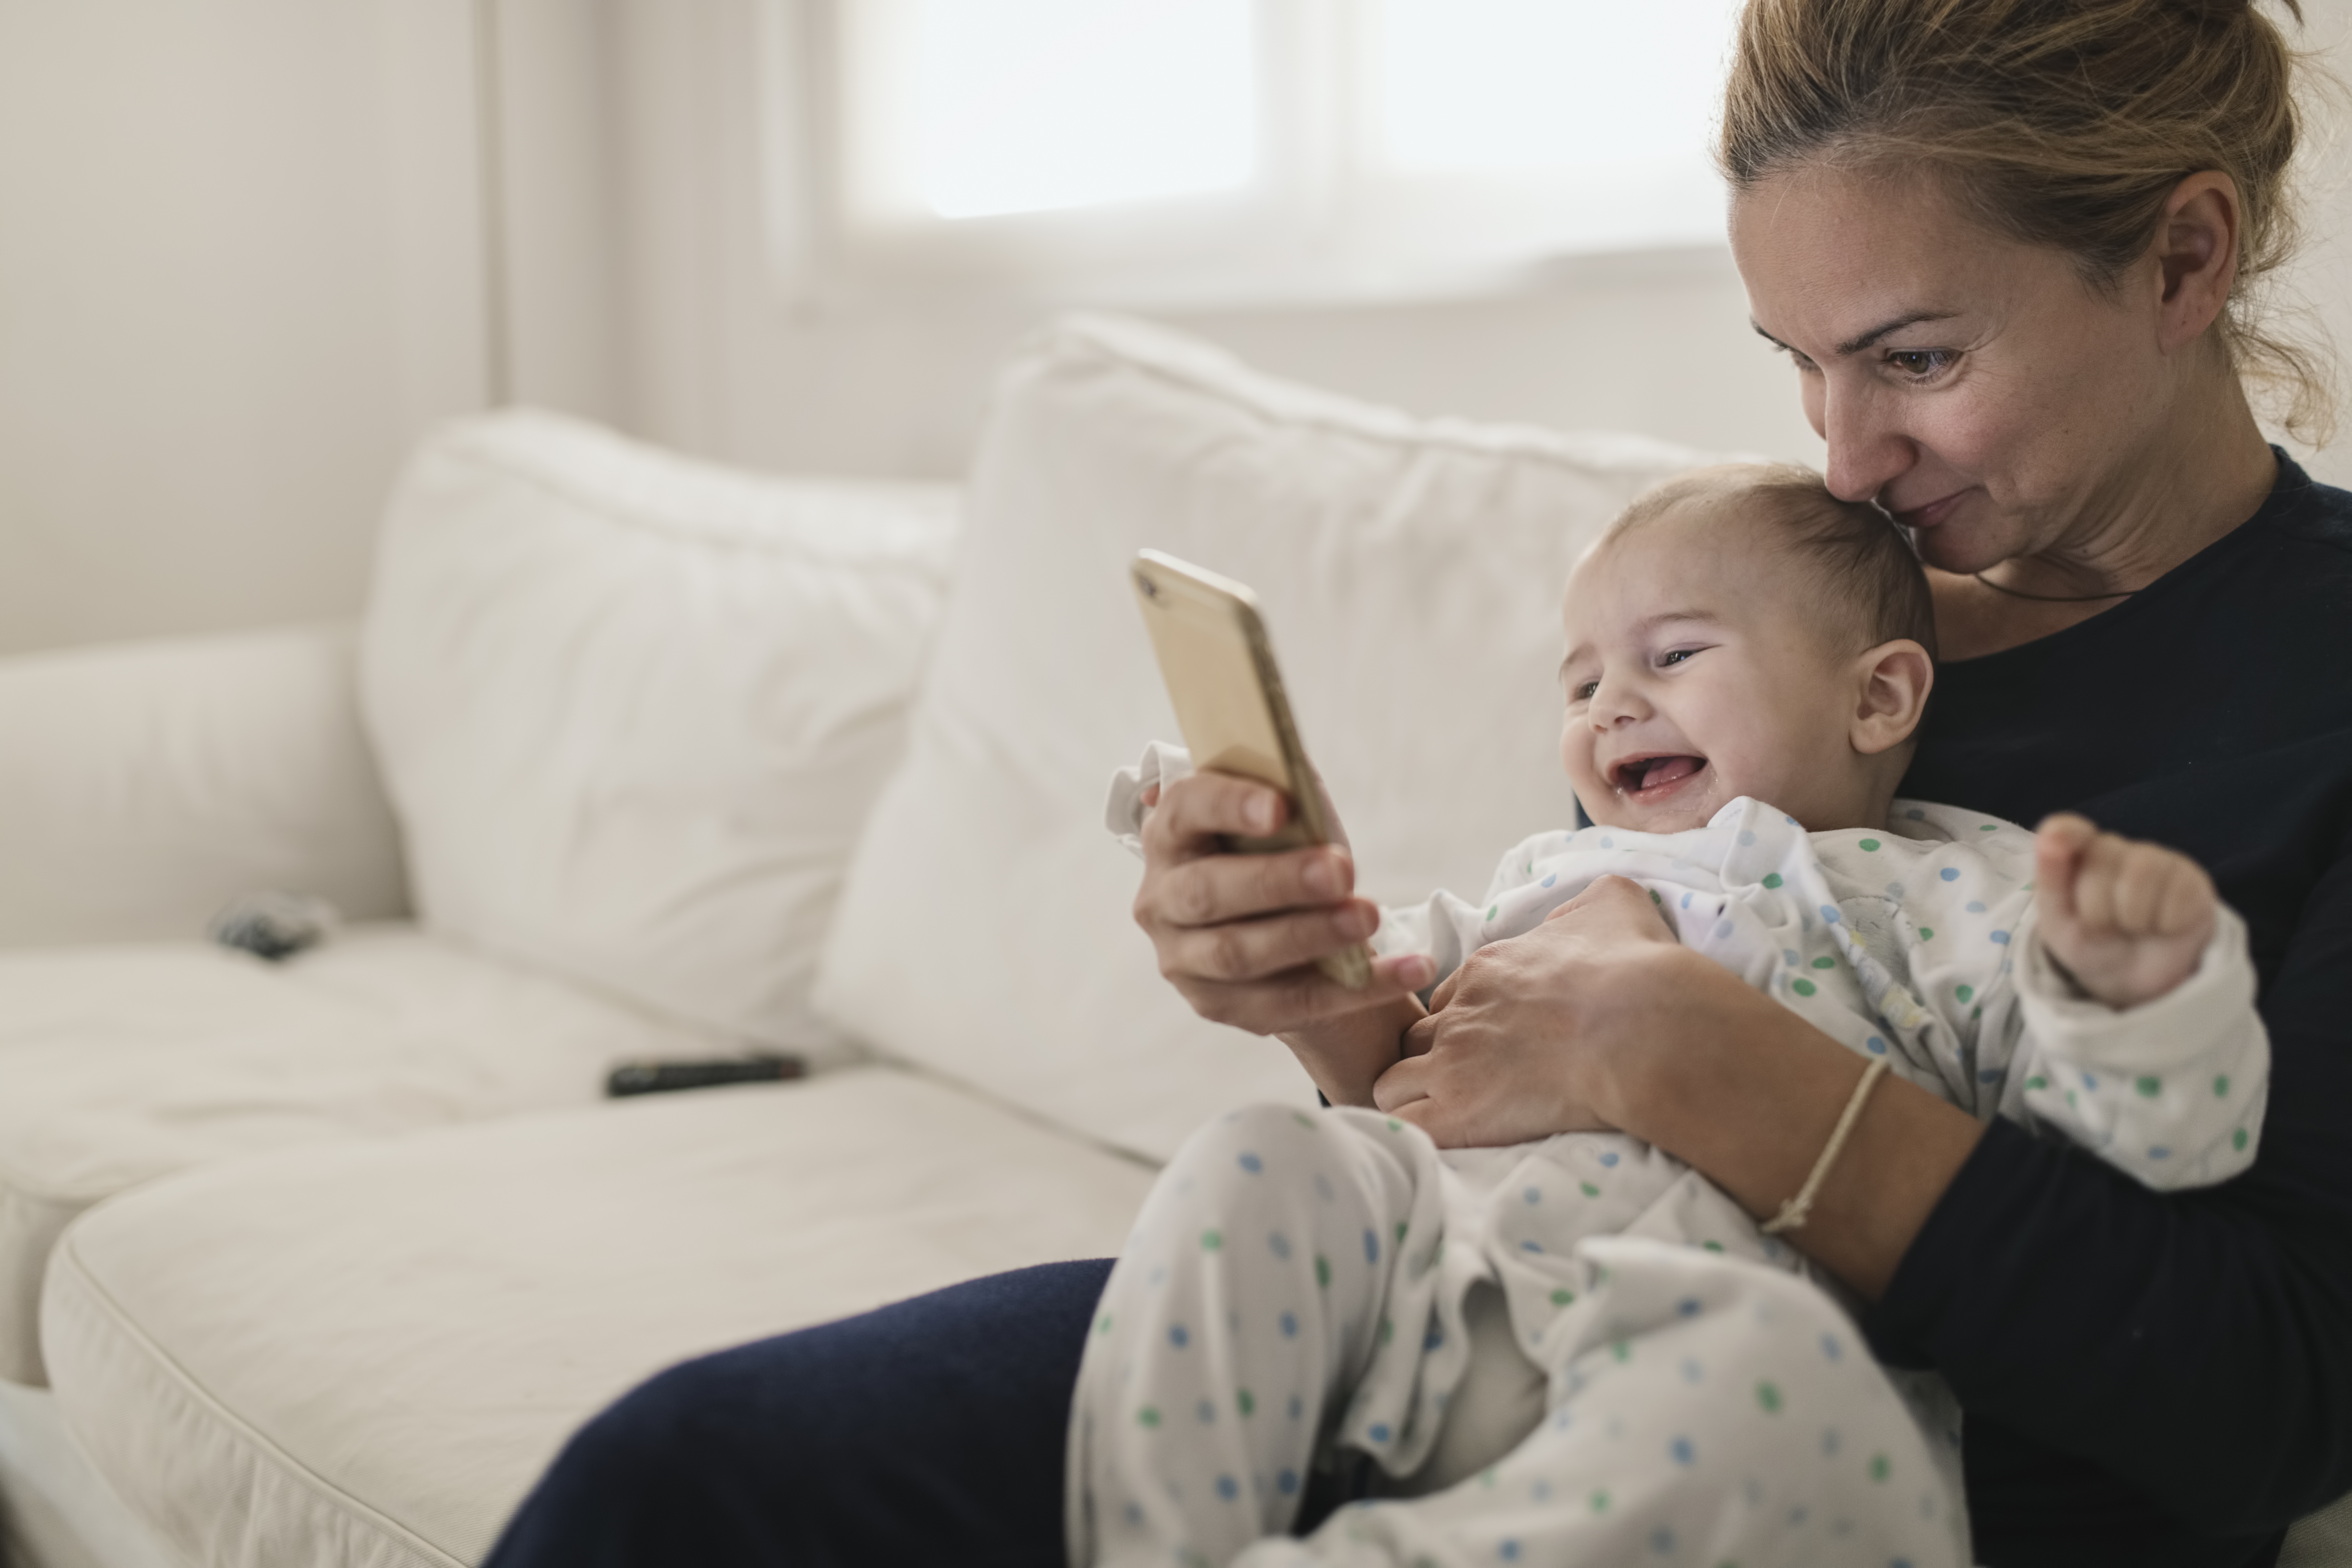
[1999,816,2266,1188]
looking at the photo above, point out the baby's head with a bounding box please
[1560,463,1936,834]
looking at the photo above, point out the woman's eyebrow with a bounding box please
[1750,311,1960,358]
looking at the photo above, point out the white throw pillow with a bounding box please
[361,410,958,1058]
[816,314,1721,1160]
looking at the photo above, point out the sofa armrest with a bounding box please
[0,625,408,948]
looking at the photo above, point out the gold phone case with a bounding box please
[1131,549,1373,991]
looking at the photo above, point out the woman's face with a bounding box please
[1729,162,2172,575]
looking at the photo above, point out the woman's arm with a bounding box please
[1378,866,2352,1533]
[1372,876,1984,1297]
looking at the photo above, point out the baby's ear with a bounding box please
[1851,639,1934,756]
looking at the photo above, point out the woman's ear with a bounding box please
[1851,639,1933,756]
[2152,172,2242,355]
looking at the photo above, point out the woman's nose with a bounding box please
[1819,377,1915,505]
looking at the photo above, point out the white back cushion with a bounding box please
[361,411,958,1057]
[816,315,1719,1159]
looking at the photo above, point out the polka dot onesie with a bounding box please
[1080,745,2267,1568]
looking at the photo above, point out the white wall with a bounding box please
[0,0,618,658]
[606,0,2352,491]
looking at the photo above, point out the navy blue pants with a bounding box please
[483,1259,1115,1568]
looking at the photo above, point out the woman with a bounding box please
[487,2,2352,1565]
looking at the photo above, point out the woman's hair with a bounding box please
[1605,462,1939,661]
[1719,0,2337,443]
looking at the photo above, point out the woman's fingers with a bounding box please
[1145,841,1354,929]
[1182,953,1432,1035]
[1142,770,1288,854]
[1155,898,1379,984]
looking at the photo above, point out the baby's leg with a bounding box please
[1067,1104,1452,1568]
[1237,1237,1967,1568]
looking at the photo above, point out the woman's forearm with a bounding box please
[1593,948,1986,1299]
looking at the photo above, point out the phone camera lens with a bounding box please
[1136,573,1158,598]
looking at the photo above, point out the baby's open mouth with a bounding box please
[1610,754,1706,796]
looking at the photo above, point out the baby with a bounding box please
[1077,465,2268,1568]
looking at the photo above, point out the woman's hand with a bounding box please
[1373,876,1680,1146]
[1133,771,1435,1040]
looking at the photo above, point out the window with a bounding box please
[807,0,1743,302]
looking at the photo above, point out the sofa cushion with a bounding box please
[816,314,1720,1161]
[0,926,716,1386]
[361,410,959,1060]
[40,1068,1154,1568]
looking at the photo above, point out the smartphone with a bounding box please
[1130,549,1373,990]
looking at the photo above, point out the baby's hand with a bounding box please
[2033,814,2216,1008]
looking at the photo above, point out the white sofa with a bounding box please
[2,315,2345,1568]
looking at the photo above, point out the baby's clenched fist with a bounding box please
[2033,813,2216,1009]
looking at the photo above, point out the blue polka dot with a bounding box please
[1715,919,1736,940]
[1288,1395,1303,1418]
[2083,1072,2099,1089]
[1906,808,1925,821]
[1237,1152,1263,1173]
[1268,1232,1291,1261]
[1197,1399,1216,1423]
[1737,830,1757,846]
[1499,1543,1521,1562]
[1681,891,1693,909]
[1965,900,1987,914]
[2149,1145,2172,1161]
[1819,905,1841,923]
[1989,930,2011,945]
[1363,1229,1380,1264]
[1215,1473,1238,1500]
[1277,1469,1299,1495]
[1866,1035,1888,1055]
[1425,1324,1445,1350]
[1820,1332,1842,1361]
[1939,867,1960,882]
[1677,1297,1702,1317]
[1670,1436,1696,1465]
[1886,882,1905,898]
[1599,1150,1620,1167]
[1520,1239,1544,1253]
[1168,1324,1189,1348]
[1650,1526,1676,1554]
[1523,1185,1542,1204]
[1785,815,1799,825]
[1681,1358,1705,1383]
[1784,948,1800,966]
[1978,1068,2000,1082]
[1368,1422,1392,1443]
[1540,874,1556,888]
[1599,836,1614,848]
[1279,1311,1298,1338]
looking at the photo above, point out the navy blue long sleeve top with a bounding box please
[1888,453,2352,1568]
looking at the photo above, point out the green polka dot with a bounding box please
[1480,1468,1500,1489]
[2025,1075,2048,1091]
[1701,1240,1725,1253]
[2135,1075,2161,1099]
[1201,1229,1223,1251]
[1762,872,1784,889]
[1792,978,1817,996]
[1485,904,1498,921]
[1971,1005,1982,1020]
[1292,1112,1317,1129]
[1859,838,1881,852]
[1386,1118,1403,1133]
[2066,1089,2078,1109]
[1550,1287,1576,1306]
[1315,1255,1331,1288]
[2214,1075,2231,1098]
[1869,1453,1891,1483]
[1755,1381,1783,1415]
[1610,1339,1632,1363]
[1651,889,1663,904]
[1917,926,1934,940]
[1237,1388,1255,1417]
[2234,1127,2250,1152]
[1811,956,1835,970]
[1138,1406,1161,1427]
[1980,823,1998,831]
[1589,1489,1611,1513]
[1379,1317,1393,1344]
[1580,1181,1601,1198]
[1096,1313,1114,1335]
[1396,1221,1409,1244]
[1955,983,1974,1004]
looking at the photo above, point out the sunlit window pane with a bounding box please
[914,0,1255,220]
[1381,0,1738,174]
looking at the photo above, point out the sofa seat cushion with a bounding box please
[40,1067,1154,1568]
[0,924,717,1385]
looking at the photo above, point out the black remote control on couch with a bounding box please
[606,1054,807,1097]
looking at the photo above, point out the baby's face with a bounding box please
[1559,501,1879,833]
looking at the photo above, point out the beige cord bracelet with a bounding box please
[1759,1057,1892,1236]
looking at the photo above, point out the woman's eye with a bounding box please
[1886,349,1957,380]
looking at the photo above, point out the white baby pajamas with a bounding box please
[1075,745,2268,1568]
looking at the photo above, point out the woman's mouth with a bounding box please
[1892,489,1969,530]
[1610,754,1706,802]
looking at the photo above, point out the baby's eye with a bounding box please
[1570,680,1599,701]
[1657,648,1697,668]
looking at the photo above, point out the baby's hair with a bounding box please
[1604,462,1939,661]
